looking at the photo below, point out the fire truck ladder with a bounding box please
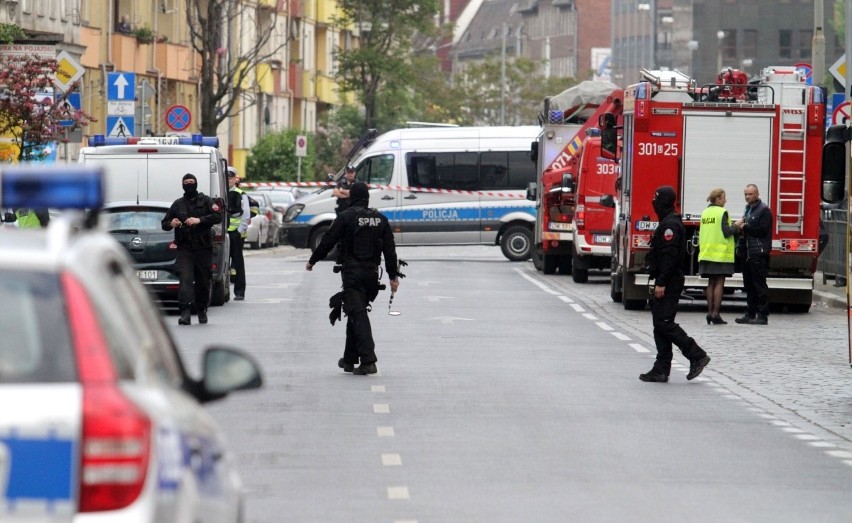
[776,105,807,233]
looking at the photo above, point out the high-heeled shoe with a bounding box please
[710,315,727,325]
[706,314,712,325]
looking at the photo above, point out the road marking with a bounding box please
[595,321,614,331]
[371,385,386,393]
[782,427,804,433]
[558,295,574,303]
[382,453,402,466]
[793,434,820,441]
[426,296,455,302]
[807,441,836,448]
[610,332,631,341]
[426,316,474,325]
[770,420,790,426]
[394,520,419,523]
[515,268,560,295]
[377,426,395,437]
[373,404,390,414]
[629,343,650,353]
[570,304,584,313]
[826,450,852,459]
[388,486,410,500]
[583,313,597,320]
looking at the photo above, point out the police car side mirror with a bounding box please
[600,194,615,208]
[199,347,263,403]
[526,182,537,201]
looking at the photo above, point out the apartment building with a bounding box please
[0,0,352,170]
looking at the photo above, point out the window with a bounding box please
[357,154,394,186]
[799,30,812,59]
[722,29,737,61]
[481,151,536,190]
[779,30,792,59]
[742,29,758,62]
[406,150,536,191]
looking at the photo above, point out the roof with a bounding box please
[454,0,523,60]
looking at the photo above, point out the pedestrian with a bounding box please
[6,208,49,228]
[640,185,710,383]
[227,166,250,301]
[733,184,773,325]
[116,14,132,34]
[333,165,358,214]
[305,181,401,375]
[698,188,736,324]
[161,173,220,326]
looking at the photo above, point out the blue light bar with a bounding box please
[1,167,104,210]
[87,135,219,147]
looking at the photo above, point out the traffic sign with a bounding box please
[55,92,81,127]
[295,135,307,157]
[107,72,135,101]
[829,54,846,88]
[795,62,812,86]
[107,101,135,115]
[106,116,134,137]
[833,101,851,126]
[165,105,191,131]
[53,50,84,92]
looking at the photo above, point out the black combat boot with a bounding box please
[178,307,191,326]
[198,308,208,324]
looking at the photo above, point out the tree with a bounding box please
[314,105,363,180]
[0,54,95,161]
[245,129,315,183]
[333,0,442,130]
[186,0,290,135]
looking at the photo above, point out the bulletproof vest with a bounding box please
[348,207,383,263]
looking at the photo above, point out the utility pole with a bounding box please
[500,22,507,126]
[812,0,825,87]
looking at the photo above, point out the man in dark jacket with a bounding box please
[640,186,710,383]
[733,184,773,325]
[161,173,220,326]
[306,182,400,375]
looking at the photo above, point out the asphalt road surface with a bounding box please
[171,245,852,523]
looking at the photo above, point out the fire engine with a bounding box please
[529,81,622,275]
[606,67,825,311]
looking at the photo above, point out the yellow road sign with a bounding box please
[53,50,84,92]
[829,54,846,88]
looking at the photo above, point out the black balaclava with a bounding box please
[182,173,198,199]
[349,181,369,207]
[652,185,676,219]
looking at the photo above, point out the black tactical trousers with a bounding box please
[341,265,380,366]
[228,230,246,297]
[743,255,769,318]
[176,248,212,311]
[650,274,706,375]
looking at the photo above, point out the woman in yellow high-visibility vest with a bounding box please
[698,188,736,324]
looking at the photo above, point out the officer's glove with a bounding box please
[328,291,343,326]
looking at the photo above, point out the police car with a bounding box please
[0,166,262,522]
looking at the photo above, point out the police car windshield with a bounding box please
[0,269,75,383]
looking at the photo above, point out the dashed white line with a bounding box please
[570,304,585,313]
[558,295,574,303]
[826,450,852,459]
[373,404,390,414]
[629,343,651,353]
[793,434,820,441]
[782,427,804,433]
[388,486,410,500]
[377,426,395,437]
[382,453,402,466]
[610,332,631,341]
[514,268,560,295]
[596,321,614,331]
[583,313,598,321]
[371,385,386,393]
[807,441,836,448]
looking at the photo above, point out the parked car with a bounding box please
[245,204,269,250]
[0,166,263,523]
[250,190,287,244]
[101,201,181,309]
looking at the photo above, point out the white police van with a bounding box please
[282,126,540,261]
[0,166,262,522]
[78,135,232,305]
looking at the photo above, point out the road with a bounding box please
[171,245,852,523]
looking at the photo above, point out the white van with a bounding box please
[78,135,232,305]
[282,126,540,261]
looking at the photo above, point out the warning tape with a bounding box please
[241,181,526,199]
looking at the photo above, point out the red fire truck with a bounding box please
[606,67,825,311]
[528,81,622,275]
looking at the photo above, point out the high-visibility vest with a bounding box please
[228,187,245,232]
[15,209,42,229]
[698,205,735,263]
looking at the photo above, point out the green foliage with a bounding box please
[133,24,155,44]
[246,129,316,183]
[0,24,26,45]
[315,106,364,179]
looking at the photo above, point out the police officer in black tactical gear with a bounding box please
[306,181,400,375]
[640,185,711,383]
[162,173,221,326]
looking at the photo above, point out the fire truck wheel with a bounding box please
[532,246,544,271]
[500,225,533,262]
[572,265,588,283]
[610,265,623,303]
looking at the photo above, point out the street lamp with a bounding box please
[716,30,725,74]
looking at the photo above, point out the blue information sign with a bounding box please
[107,72,135,101]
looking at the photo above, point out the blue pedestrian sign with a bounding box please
[107,72,135,101]
[55,92,81,127]
[106,116,134,137]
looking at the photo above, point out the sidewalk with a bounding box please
[813,271,847,309]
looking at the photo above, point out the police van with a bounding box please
[281,126,540,261]
[78,135,232,305]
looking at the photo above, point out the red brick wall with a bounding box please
[576,0,611,79]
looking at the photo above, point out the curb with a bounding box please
[813,289,846,310]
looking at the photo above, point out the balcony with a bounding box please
[316,73,337,104]
[155,42,199,82]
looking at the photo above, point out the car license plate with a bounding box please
[593,234,612,244]
[549,222,572,231]
[137,270,158,281]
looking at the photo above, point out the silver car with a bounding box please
[0,166,263,523]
